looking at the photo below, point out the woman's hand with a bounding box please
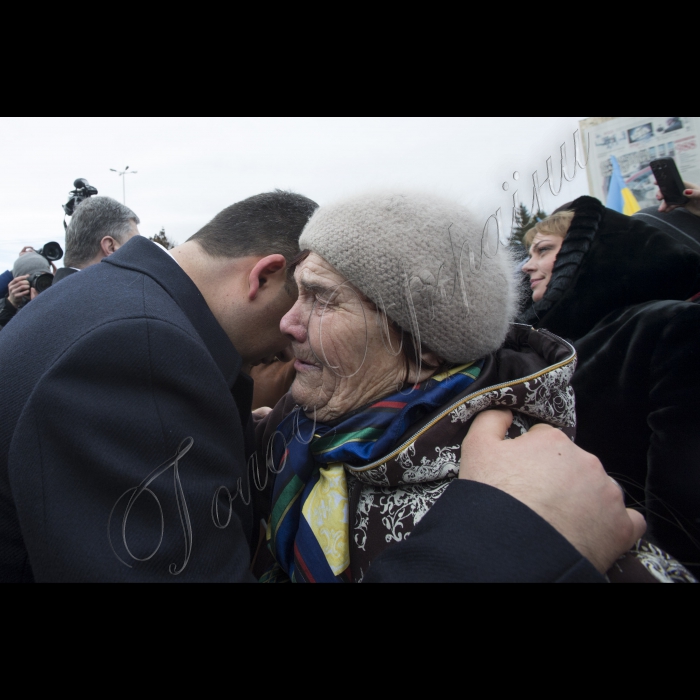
[7,275,31,309]
[460,409,647,575]
[658,181,700,217]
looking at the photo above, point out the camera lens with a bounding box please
[29,272,54,295]
[36,276,53,294]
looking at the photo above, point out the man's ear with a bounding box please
[100,237,119,258]
[248,255,287,301]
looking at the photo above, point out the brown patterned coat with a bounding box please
[257,325,577,581]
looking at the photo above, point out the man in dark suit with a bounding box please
[0,190,643,583]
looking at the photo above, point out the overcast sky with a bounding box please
[0,117,590,272]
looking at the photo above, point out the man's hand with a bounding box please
[460,410,647,574]
[7,275,31,309]
[658,181,700,218]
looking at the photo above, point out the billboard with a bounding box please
[580,117,700,210]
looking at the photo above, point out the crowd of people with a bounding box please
[0,180,698,583]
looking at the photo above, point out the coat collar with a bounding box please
[103,236,243,392]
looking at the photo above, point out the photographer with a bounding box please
[55,197,141,283]
[0,253,53,330]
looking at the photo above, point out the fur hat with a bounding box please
[13,253,51,279]
[299,192,516,364]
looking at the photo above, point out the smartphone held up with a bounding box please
[650,157,690,207]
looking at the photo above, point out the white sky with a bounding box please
[0,117,590,272]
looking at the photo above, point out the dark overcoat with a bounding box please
[0,237,257,582]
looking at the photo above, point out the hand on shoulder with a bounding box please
[460,410,647,574]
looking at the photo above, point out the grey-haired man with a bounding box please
[54,197,141,284]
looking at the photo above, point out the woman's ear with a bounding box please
[405,348,447,385]
[421,350,445,368]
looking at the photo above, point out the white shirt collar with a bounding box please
[150,239,181,268]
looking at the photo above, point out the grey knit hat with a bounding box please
[13,252,51,278]
[299,192,516,364]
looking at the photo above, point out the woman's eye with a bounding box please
[314,296,333,309]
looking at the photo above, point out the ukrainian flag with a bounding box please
[606,156,641,215]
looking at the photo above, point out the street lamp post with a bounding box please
[110,166,138,205]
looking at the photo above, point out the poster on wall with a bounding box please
[580,117,700,210]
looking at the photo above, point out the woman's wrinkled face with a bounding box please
[280,253,412,423]
[522,234,564,303]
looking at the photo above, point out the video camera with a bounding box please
[36,242,64,263]
[63,178,98,228]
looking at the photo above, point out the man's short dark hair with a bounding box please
[188,190,319,263]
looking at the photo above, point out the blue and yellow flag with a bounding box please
[607,156,641,215]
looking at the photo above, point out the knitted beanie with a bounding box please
[299,192,516,364]
[13,252,51,278]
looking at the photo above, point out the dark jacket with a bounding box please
[633,207,700,255]
[0,237,258,582]
[520,196,700,575]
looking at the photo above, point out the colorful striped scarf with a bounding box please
[264,361,484,583]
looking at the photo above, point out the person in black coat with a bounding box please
[0,191,644,583]
[521,196,700,575]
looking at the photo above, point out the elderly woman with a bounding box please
[253,192,691,584]
[521,196,700,578]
